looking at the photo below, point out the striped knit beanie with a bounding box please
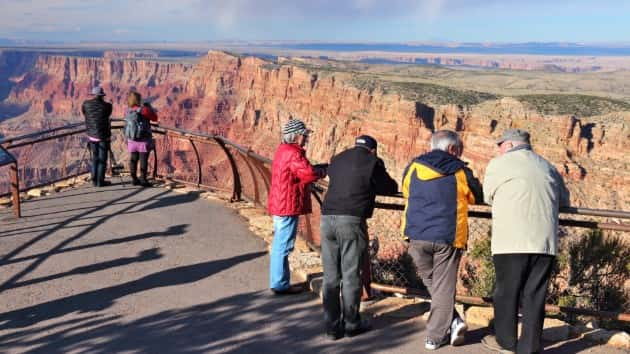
[283,119,309,135]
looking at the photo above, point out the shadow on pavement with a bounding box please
[2,248,163,290]
[0,186,200,290]
[0,251,266,330]
[137,191,202,212]
[466,325,604,353]
[2,224,188,266]
[20,205,121,219]
[0,289,419,354]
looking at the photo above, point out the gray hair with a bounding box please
[282,132,300,144]
[430,130,462,152]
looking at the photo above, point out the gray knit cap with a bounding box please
[283,119,311,135]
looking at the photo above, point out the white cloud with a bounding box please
[0,0,457,33]
[0,0,626,39]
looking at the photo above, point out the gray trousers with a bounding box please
[408,239,463,341]
[320,215,368,332]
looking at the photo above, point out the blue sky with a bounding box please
[1,0,629,43]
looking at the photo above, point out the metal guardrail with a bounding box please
[1,120,629,322]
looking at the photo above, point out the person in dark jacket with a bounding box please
[401,130,483,350]
[82,86,112,187]
[267,119,325,295]
[321,135,398,340]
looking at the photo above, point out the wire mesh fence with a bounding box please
[363,201,629,315]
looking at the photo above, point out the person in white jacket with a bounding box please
[482,128,570,354]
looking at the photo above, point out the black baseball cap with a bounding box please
[355,135,378,150]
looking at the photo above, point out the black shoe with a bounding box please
[132,178,141,186]
[140,179,153,188]
[96,181,112,187]
[345,320,372,338]
[325,328,344,341]
[271,284,305,295]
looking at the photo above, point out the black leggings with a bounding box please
[129,152,149,181]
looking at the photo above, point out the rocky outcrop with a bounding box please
[0,50,628,210]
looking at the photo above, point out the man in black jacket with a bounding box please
[320,135,398,340]
[82,87,112,187]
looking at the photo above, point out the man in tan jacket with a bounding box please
[482,129,570,354]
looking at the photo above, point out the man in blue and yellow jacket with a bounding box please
[401,130,483,350]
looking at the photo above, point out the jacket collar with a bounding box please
[415,150,466,175]
[280,143,305,153]
[507,144,532,153]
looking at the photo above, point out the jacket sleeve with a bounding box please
[141,106,158,122]
[464,167,484,204]
[483,159,500,205]
[106,103,113,138]
[401,162,413,199]
[105,102,113,118]
[289,151,321,184]
[81,101,87,117]
[372,158,398,195]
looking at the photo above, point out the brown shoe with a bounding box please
[481,335,516,353]
[271,284,305,295]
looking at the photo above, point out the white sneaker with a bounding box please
[425,337,448,350]
[450,318,467,346]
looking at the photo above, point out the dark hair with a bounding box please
[127,91,141,107]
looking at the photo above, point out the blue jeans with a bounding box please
[270,215,298,290]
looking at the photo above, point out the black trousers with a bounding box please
[493,254,555,354]
[320,215,367,332]
[89,141,110,186]
[129,152,149,181]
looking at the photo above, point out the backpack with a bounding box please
[124,108,152,140]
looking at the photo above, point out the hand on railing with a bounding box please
[313,163,328,179]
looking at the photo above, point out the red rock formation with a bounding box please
[0,50,628,210]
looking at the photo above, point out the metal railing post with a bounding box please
[215,139,242,202]
[189,139,202,187]
[10,162,21,218]
[151,146,158,179]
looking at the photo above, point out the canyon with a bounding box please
[0,49,628,211]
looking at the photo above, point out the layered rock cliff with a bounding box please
[0,50,628,210]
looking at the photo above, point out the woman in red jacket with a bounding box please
[268,119,325,294]
[126,91,158,187]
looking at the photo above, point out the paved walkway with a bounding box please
[0,181,622,353]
